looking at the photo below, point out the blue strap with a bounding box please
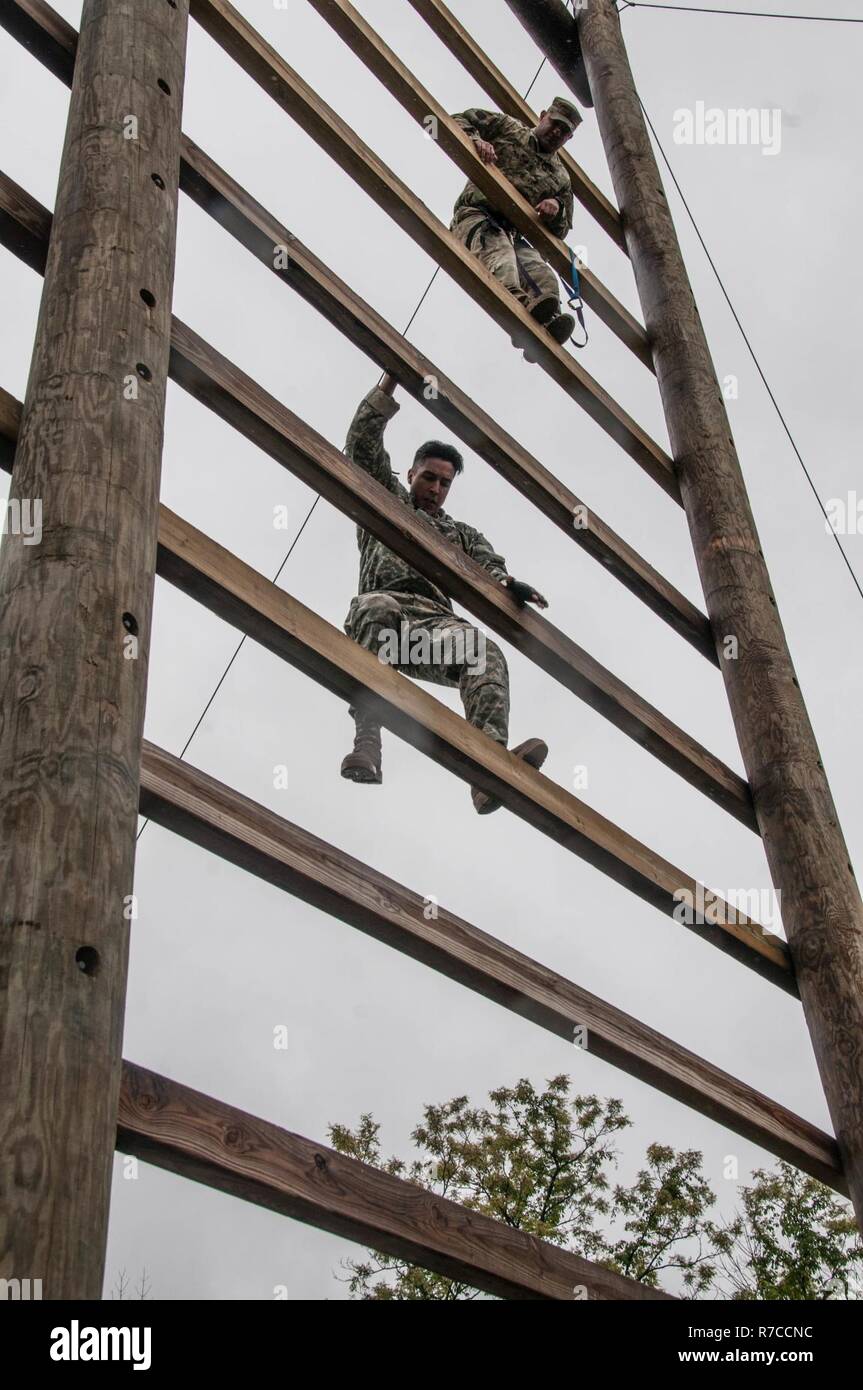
[563,249,589,349]
[496,222,590,353]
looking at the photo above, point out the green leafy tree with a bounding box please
[328,1075,719,1299]
[604,1144,720,1295]
[329,1077,862,1300]
[713,1161,862,1300]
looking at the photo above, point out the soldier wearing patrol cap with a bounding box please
[450,96,582,350]
[546,95,582,134]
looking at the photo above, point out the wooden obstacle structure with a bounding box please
[1,0,861,1300]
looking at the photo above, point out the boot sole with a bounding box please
[521,317,575,365]
[472,738,549,815]
[548,314,576,346]
[511,296,560,357]
[341,756,382,785]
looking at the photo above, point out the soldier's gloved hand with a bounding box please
[473,138,498,165]
[503,576,549,609]
[535,198,560,221]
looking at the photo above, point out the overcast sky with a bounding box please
[2,0,862,1300]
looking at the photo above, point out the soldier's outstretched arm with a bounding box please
[344,383,402,494]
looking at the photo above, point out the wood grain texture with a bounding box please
[117,1061,672,1299]
[0,193,754,831]
[306,0,651,368]
[0,165,50,274]
[579,0,863,1231]
[0,0,190,1299]
[0,2,710,653]
[139,743,842,1191]
[407,0,624,249]
[188,0,677,496]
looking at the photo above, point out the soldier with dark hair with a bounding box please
[451,96,581,349]
[341,374,549,815]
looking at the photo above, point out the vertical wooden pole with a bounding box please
[577,0,863,1227]
[0,0,189,1297]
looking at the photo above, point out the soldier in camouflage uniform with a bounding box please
[342,373,549,814]
[450,97,581,351]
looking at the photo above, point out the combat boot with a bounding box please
[547,311,576,346]
[471,737,549,815]
[341,726,383,784]
[510,293,559,353]
[527,293,560,326]
[520,311,576,364]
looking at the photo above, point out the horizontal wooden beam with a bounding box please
[0,4,709,658]
[0,204,753,831]
[117,1061,670,1299]
[187,0,677,496]
[0,163,48,275]
[140,742,842,1191]
[407,0,624,250]
[306,0,651,369]
[0,172,50,275]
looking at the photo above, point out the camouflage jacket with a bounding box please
[345,388,509,609]
[451,108,574,241]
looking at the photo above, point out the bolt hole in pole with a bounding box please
[136,363,152,381]
[122,612,139,636]
[75,946,100,977]
[140,288,156,309]
[157,78,171,96]
[151,173,166,190]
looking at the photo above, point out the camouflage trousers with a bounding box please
[451,208,559,312]
[344,590,510,746]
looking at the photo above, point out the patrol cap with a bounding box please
[547,95,582,132]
